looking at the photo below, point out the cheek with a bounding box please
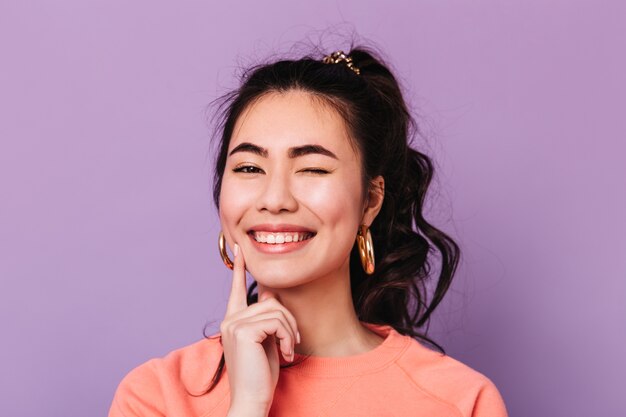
[294,174,364,228]
[218,175,251,228]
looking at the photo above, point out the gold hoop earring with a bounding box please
[218,231,234,270]
[356,224,375,275]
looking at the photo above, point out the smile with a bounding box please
[246,224,317,254]
[250,231,315,244]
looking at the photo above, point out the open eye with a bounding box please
[233,165,264,174]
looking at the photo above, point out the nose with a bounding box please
[255,170,298,213]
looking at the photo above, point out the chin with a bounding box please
[247,263,315,289]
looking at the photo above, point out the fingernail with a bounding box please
[233,243,239,257]
[296,331,301,344]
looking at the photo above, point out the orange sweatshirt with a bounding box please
[109,322,508,417]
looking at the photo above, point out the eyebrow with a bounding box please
[228,142,338,159]
[228,142,268,158]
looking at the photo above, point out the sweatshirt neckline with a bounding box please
[281,321,411,377]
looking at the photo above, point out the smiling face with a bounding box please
[219,90,383,288]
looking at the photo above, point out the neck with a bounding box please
[257,260,383,357]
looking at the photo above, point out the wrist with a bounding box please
[226,403,270,417]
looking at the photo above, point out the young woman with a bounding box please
[109,47,508,417]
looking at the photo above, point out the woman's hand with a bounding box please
[220,243,300,414]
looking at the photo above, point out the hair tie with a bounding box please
[322,50,361,75]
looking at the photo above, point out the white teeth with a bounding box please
[252,231,313,244]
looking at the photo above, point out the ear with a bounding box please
[361,175,385,227]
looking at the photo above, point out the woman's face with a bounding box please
[219,90,382,288]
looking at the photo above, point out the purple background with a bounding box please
[1,1,624,416]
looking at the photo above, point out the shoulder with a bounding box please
[108,333,225,417]
[393,336,508,417]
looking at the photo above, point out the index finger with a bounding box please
[225,243,248,316]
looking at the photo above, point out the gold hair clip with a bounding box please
[322,50,361,75]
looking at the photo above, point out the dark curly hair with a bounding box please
[195,44,460,396]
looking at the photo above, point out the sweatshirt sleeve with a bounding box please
[108,360,166,417]
[471,378,508,417]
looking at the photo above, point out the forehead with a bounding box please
[229,90,356,157]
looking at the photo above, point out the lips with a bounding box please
[246,224,317,250]
[249,231,315,244]
[248,224,316,233]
